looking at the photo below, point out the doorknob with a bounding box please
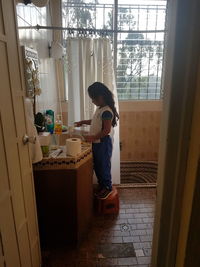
[22,134,36,145]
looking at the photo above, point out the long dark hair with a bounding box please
[88,82,119,127]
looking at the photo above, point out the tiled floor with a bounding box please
[43,188,156,267]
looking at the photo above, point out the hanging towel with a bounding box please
[24,98,43,163]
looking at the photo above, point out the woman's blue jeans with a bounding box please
[92,136,113,191]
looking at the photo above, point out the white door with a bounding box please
[0,0,41,266]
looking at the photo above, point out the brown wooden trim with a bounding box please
[152,0,200,266]
[184,159,200,267]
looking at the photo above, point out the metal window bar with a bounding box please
[146,46,151,99]
[146,7,149,98]
[160,0,169,99]
[18,24,166,34]
[17,2,167,101]
[155,5,159,40]
[137,5,140,31]
[113,0,118,76]
[145,7,149,40]
[138,45,142,99]
[95,4,97,29]
[17,4,47,35]
[116,3,166,100]
[103,4,105,29]
[155,47,159,99]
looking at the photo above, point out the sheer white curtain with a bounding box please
[66,37,120,184]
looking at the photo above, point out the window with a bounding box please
[16,4,47,36]
[62,0,167,100]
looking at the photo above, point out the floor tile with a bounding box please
[139,235,152,242]
[131,230,147,236]
[143,248,152,257]
[117,257,138,265]
[123,236,140,243]
[135,249,145,257]
[137,256,151,265]
[42,188,156,267]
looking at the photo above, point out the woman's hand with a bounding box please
[84,135,96,142]
[75,120,92,126]
[75,121,83,127]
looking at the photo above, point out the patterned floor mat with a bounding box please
[120,161,158,184]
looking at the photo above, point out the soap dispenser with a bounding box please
[54,115,63,135]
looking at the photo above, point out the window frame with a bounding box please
[62,0,167,101]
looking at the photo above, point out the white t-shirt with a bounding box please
[90,105,113,143]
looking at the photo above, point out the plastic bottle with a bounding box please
[54,115,62,135]
[45,110,54,133]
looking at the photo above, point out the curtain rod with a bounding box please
[18,24,166,34]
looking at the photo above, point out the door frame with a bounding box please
[175,65,200,267]
[0,0,41,266]
[151,0,200,266]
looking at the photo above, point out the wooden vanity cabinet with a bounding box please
[33,157,93,248]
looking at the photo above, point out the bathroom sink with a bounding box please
[58,129,89,145]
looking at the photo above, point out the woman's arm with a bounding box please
[75,120,91,127]
[84,120,112,142]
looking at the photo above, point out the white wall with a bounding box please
[38,58,58,112]
[16,3,59,114]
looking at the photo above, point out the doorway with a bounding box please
[16,1,166,265]
[1,0,199,266]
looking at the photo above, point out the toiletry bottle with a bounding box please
[54,115,62,135]
[45,110,54,132]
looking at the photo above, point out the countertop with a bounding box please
[33,143,92,170]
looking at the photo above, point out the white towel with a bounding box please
[25,98,43,163]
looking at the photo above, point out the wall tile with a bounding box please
[119,109,161,161]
